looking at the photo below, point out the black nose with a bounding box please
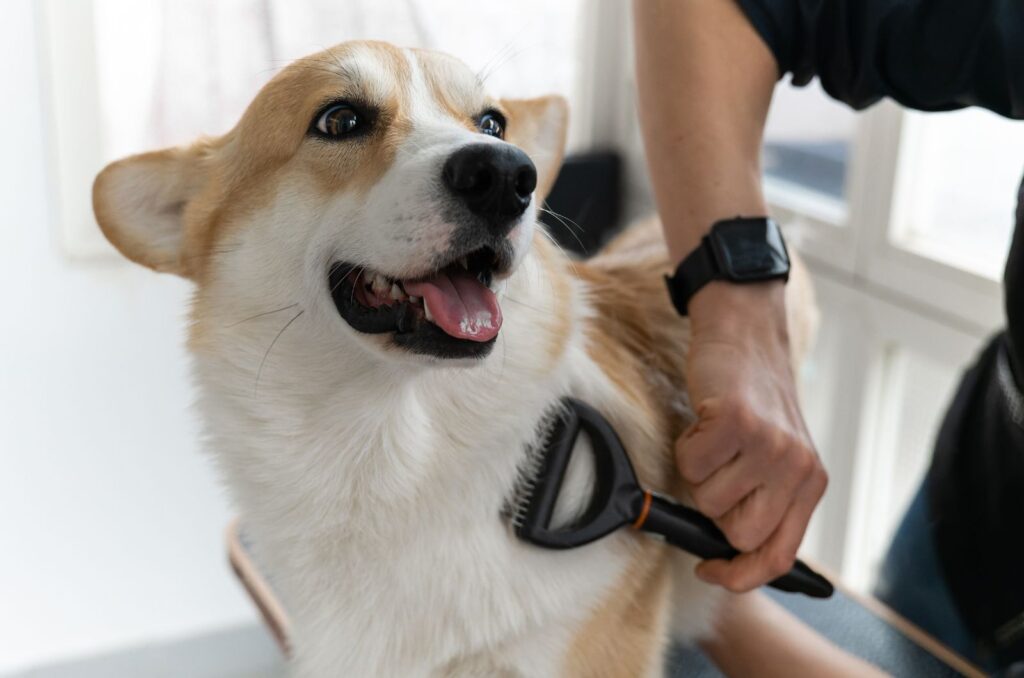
[442,144,537,223]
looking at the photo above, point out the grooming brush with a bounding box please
[509,398,834,599]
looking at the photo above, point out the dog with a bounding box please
[93,40,815,677]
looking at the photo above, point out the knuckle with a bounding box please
[697,397,722,418]
[725,522,764,552]
[812,463,829,496]
[791,446,815,479]
[765,436,789,464]
[716,393,739,413]
[768,551,796,578]
[691,488,726,519]
[721,394,749,424]
[819,464,830,488]
[720,572,756,594]
[734,402,757,432]
[676,453,706,484]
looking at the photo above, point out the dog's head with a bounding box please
[94,41,567,363]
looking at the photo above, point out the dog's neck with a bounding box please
[191,240,594,540]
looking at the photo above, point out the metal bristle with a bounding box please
[504,403,568,528]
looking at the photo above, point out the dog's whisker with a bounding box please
[254,309,305,397]
[504,295,549,313]
[142,244,242,269]
[477,33,530,85]
[226,303,300,328]
[330,264,361,295]
[539,204,586,235]
[538,227,579,277]
[538,206,588,254]
[347,266,367,304]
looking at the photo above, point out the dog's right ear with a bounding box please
[93,143,213,278]
[500,95,569,203]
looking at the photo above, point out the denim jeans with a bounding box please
[874,483,987,670]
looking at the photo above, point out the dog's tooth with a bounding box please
[409,295,420,304]
[390,284,403,300]
[424,299,434,322]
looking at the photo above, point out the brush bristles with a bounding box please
[504,403,568,529]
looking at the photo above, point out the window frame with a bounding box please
[37,0,118,260]
[769,101,1005,334]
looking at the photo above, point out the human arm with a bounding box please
[633,0,1024,594]
[633,0,827,592]
[701,591,890,677]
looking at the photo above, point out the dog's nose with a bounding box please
[442,144,537,225]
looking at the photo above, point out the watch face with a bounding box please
[709,218,790,281]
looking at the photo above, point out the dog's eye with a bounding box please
[315,104,361,137]
[477,111,505,139]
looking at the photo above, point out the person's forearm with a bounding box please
[633,0,828,594]
[632,0,777,264]
[701,592,889,677]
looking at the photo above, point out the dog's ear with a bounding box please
[93,142,214,278]
[500,95,568,202]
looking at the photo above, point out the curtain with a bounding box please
[91,0,582,158]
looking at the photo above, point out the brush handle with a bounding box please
[642,494,834,599]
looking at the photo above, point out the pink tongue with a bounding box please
[404,269,502,342]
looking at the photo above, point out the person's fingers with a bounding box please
[689,454,762,520]
[675,397,741,484]
[696,464,828,592]
[714,447,814,551]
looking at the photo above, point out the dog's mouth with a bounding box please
[328,245,511,359]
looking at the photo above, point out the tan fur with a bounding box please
[92,40,817,677]
[414,47,488,129]
[563,219,816,676]
[564,554,672,678]
[529,234,577,374]
[501,97,569,200]
[541,221,690,676]
[95,42,416,281]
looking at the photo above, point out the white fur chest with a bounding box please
[192,293,644,677]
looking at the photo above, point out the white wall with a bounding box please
[0,1,257,673]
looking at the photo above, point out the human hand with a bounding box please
[680,280,827,592]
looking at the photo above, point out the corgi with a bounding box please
[93,40,815,677]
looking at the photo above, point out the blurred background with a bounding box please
[2,0,1022,675]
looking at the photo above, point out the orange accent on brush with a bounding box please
[632,490,653,530]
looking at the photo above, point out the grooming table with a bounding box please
[226,521,982,677]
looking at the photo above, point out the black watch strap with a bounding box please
[664,216,790,316]
[665,239,718,317]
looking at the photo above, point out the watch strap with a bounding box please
[664,216,789,316]
[664,236,717,316]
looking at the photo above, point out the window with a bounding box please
[771,97,1016,588]
[842,345,962,590]
[892,109,1024,280]
[764,79,857,205]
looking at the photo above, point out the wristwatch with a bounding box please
[665,216,790,316]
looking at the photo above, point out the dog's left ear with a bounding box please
[500,95,568,202]
[93,142,215,278]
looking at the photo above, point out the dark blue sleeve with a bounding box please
[735,0,1024,118]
